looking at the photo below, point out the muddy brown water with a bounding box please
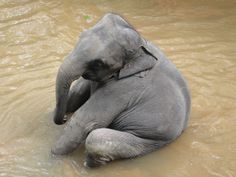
[0,0,236,176]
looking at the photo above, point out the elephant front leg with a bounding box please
[51,121,85,155]
[51,109,107,155]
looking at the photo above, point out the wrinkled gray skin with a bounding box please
[52,13,191,167]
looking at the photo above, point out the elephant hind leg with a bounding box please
[84,128,169,167]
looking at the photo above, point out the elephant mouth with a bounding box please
[82,72,99,81]
[63,113,73,122]
[82,71,117,83]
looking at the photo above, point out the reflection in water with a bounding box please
[0,0,236,176]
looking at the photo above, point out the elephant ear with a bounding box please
[118,41,158,79]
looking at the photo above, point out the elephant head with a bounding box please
[53,13,158,125]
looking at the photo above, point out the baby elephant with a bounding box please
[52,13,191,167]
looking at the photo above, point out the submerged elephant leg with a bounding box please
[84,128,168,167]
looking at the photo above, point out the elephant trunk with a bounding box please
[54,55,84,125]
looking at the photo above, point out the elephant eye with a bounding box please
[87,59,105,70]
[93,59,104,67]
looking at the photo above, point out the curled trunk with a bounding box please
[54,56,84,125]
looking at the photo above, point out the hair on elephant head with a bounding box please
[53,13,158,125]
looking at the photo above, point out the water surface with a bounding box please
[0,0,236,176]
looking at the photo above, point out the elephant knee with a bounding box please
[85,129,98,152]
[85,128,110,155]
[85,128,114,167]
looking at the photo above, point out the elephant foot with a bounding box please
[51,134,81,155]
[84,154,111,168]
[51,146,66,155]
